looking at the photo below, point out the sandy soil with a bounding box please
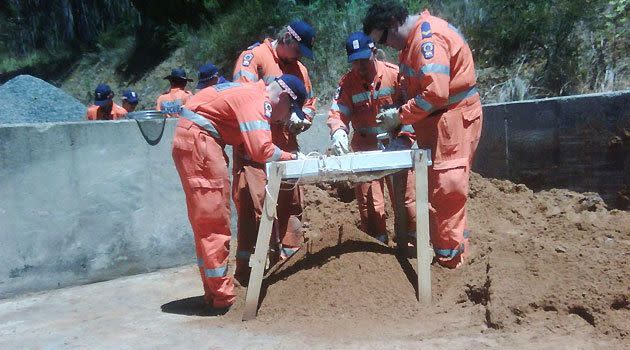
[211,173,630,348]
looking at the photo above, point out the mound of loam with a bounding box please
[227,173,630,343]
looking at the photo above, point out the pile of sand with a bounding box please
[221,173,629,344]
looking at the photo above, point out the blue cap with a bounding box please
[287,20,316,60]
[122,89,139,104]
[196,63,219,89]
[346,32,375,62]
[164,67,193,82]
[277,74,308,120]
[94,83,113,106]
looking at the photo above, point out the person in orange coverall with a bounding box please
[327,32,416,244]
[171,75,307,310]
[86,83,127,120]
[231,20,316,284]
[364,2,483,268]
[156,67,193,117]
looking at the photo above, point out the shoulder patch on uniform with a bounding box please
[247,42,261,50]
[421,42,434,60]
[421,22,432,39]
[263,101,272,119]
[242,53,254,67]
[334,86,342,100]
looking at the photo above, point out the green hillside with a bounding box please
[1,0,628,110]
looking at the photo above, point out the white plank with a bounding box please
[269,150,420,180]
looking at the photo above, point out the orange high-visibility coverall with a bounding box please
[231,39,317,276]
[397,10,483,267]
[327,60,416,240]
[172,81,294,307]
[85,103,127,120]
[156,87,193,117]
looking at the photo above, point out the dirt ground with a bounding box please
[208,173,630,347]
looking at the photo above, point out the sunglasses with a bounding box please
[379,28,389,45]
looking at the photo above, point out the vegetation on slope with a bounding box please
[1,0,628,107]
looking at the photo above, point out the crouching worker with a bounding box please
[171,75,307,310]
[327,32,416,244]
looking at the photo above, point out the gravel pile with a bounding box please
[0,75,86,124]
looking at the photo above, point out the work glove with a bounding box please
[376,108,402,132]
[385,136,413,151]
[330,129,350,156]
[295,151,308,160]
[287,112,312,134]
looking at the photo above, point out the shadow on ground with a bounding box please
[161,296,229,317]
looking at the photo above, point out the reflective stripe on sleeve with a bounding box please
[214,82,242,91]
[267,146,283,162]
[239,120,270,132]
[233,70,258,82]
[420,63,450,76]
[375,86,395,98]
[351,91,371,104]
[331,102,351,116]
[448,86,478,105]
[204,264,228,278]
[413,95,436,113]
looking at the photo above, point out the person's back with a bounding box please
[156,68,193,117]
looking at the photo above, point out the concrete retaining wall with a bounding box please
[1,90,628,299]
[475,91,629,206]
[0,119,197,299]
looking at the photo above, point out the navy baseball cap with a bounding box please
[164,67,193,82]
[122,89,139,104]
[287,20,316,60]
[346,32,375,62]
[94,83,113,106]
[196,63,219,89]
[276,74,308,120]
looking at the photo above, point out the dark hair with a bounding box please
[363,1,408,35]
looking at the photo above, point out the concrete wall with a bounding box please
[301,91,630,206]
[475,91,630,206]
[2,90,628,299]
[0,119,197,299]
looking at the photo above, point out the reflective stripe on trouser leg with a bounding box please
[174,129,235,307]
[428,166,469,262]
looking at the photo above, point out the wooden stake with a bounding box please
[242,163,284,321]
[414,150,432,304]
